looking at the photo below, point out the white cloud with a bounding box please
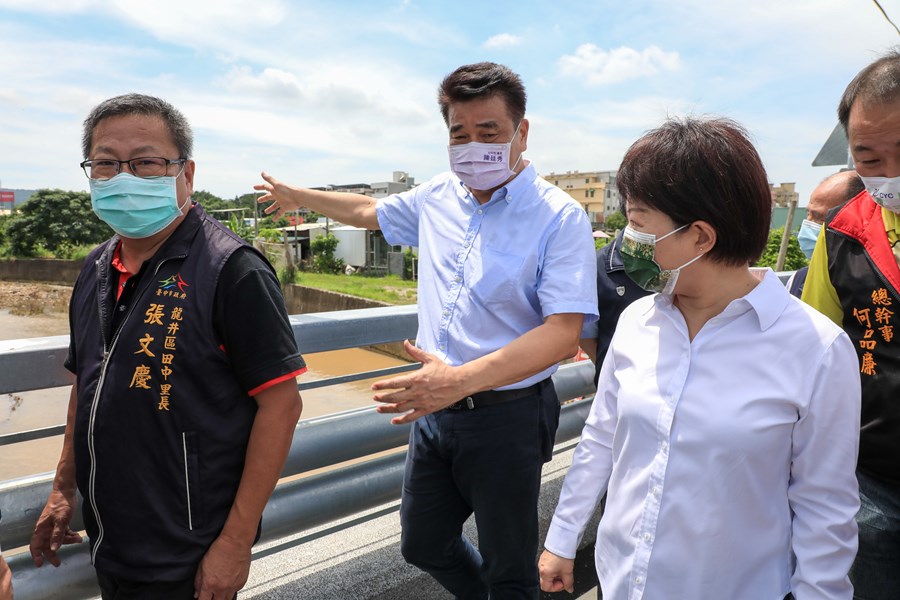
[0,0,98,12]
[559,44,681,86]
[483,33,523,49]
[221,66,305,102]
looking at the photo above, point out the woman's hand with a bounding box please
[538,549,575,593]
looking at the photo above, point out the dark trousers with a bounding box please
[399,379,560,600]
[850,471,900,600]
[96,571,237,600]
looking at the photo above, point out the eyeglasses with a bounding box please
[80,157,187,180]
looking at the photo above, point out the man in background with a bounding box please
[802,49,900,598]
[788,170,862,297]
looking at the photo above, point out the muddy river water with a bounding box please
[0,308,412,481]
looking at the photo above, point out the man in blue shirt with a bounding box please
[256,62,598,599]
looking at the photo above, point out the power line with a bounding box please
[872,0,900,37]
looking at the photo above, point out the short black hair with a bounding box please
[617,116,771,266]
[437,62,526,126]
[82,93,193,159]
[838,47,900,131]
[845,171,865,200]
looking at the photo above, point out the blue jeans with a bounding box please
[850,471,900,600]
[399,380,559,600]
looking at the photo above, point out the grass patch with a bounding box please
[291,273,417,305]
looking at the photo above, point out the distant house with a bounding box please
[301,171,418,271]
[540,170,620,227]
[770,182,801,232]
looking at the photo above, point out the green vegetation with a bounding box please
[310,233,345,274]
[755,227,808,271]
[4,189,111,257]
[403,248,418,280]
[594,236,610,250]
[604,211,627,231]
[285,272,418,305]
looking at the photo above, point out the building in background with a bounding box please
[0,188,37,215]
[303,172,417,271]
[770,182,801,231]
[540,170,620,226]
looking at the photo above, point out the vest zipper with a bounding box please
[86,254,187,564]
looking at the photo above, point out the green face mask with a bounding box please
[621,224,704,294]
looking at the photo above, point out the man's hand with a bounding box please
[0,553,12,600]
[538,550,575,593]
[29,488,82,567]
[253,172,302,219]
[372,340,470,424]
[194,533,251,600]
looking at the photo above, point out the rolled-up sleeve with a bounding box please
[789,331,860,599]
[537,205,599,324]
[376,183,428,248]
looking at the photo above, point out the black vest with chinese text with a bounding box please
[825,191,900,484]
[69,204,267,581]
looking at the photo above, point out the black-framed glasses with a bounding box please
[80,157,187,180]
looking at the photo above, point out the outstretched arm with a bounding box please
[254,171,380,230]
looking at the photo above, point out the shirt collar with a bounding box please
[652,268,789,332]
[455,162,538,206]
[111,241,132,276]
[742,268,792,331]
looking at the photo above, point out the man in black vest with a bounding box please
[802,50,900,599]
[28,94,306,600]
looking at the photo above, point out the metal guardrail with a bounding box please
[0,304,597,600]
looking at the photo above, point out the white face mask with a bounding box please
[860,175,900,213]
[447,122,523,191]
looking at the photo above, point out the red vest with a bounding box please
[826,191,900,483]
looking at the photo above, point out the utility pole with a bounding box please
[776,196,798,271]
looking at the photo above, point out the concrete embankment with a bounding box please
[0,258,412,360]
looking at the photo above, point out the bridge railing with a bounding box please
[0,304,597,600]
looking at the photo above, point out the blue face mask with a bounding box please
[797,219,822,260]
[90,173,186,239]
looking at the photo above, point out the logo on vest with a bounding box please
[157,273,190,299]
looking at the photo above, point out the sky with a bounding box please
[1,0,899,207]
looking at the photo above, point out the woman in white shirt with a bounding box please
[539,117,861,600]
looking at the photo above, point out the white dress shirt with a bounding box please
[544,269,860,599]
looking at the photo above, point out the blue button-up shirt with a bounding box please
[376,163,598,389]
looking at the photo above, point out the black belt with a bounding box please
[446,381,543,410]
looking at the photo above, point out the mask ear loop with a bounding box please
[508,121,524,173]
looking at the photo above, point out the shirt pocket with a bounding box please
[468,248,526,307]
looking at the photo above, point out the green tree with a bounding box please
[754,227,808,271]
[6,189,111,257]
[193,190,228,211]
[604,211,627,231]
[310,233,345,274]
